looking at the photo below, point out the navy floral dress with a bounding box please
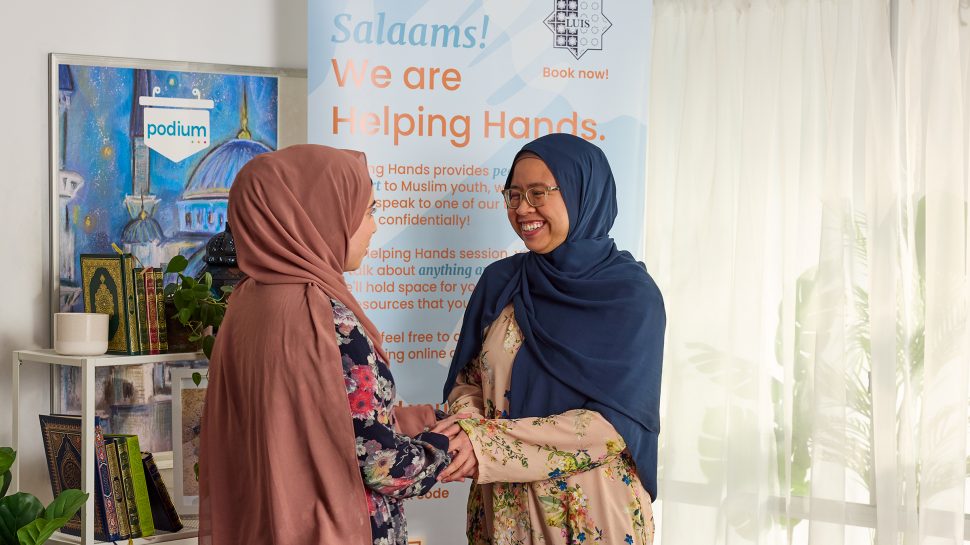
[332,299,450,545]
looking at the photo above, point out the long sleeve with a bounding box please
[448,306,656,545]
[447,357,487,417]
[458,409,626,484]
[333,300,450,501]
[353,414,449,499]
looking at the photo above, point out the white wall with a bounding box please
[0,0,307,500]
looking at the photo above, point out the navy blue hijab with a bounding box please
[443,133,666,499]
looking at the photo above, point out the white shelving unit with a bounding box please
[11,349,203,545]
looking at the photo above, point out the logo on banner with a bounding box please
[139,87,215,162]
[544,0,612,59]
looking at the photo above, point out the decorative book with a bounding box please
[107,436,141,538]
[93,417,121,538]
[38,414,121,541]
[135,267,165,354]
[134,268,151,354]
[105,434,155,537]
[105,441,132,539]
[80,253,140,355]
[153,269,169,352]
[141,268,161,353]
[142,452,184,532]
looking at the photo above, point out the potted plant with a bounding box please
[0,448,88,545]
[163,255,233,359]
[163,255,234,481]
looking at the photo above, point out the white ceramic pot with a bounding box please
[53,312,109,356]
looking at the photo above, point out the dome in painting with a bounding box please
[121,209,164,244]
[181,139,271,201]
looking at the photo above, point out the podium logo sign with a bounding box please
[545,0,612,59]
[140,88,215,163]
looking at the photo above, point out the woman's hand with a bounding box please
[439,430,477,483]
[430,412,471,439]
[430,414,478,483]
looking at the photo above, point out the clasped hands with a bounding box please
[430,413,478,483]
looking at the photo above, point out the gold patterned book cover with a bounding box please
[80,254,136,354]
[122,255,143,354]
[134,268,152,354]
[153,269,169,352]
[38,414,119,540]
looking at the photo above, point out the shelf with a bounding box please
[15,349,203,368]
[48,526,199,545]
[12,349,204,544]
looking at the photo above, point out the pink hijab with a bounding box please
[199,144,388,545]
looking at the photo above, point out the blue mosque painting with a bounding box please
[56,64,278,312]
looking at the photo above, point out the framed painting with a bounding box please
[51,53,306,314]
[49,53,306,449]
[171,368,207,514]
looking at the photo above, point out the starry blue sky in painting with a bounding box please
[60,65,278,263]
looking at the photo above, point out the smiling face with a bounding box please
[506,157,570,254]
[345,187,377,271]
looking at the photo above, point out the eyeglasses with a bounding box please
[501,186,560,209]
[367,203,378,217]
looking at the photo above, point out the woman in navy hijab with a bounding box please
[438,133,665,545]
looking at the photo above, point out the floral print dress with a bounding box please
[448,305,655,545]
[332,299,450,545]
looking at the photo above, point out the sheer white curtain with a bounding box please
[646,0,970,543]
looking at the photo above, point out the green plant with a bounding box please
[164,255,229,481]
[0,448,88,545]
[163,255,233,359]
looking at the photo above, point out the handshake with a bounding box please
[429,413,478,483]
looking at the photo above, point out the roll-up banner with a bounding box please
[309,1,651,541]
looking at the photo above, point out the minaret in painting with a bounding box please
[57,64,85,310]
[121,69,164,268]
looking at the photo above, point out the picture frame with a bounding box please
[171,368,207,515]
[50,52,306,322]
[48,53,306,445]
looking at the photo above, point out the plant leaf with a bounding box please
[163,283,178,298]
[0,449,13,498]
[200,303,214,327]
[178,308,193,325]
[165,255,189,274]
[202,335,215,359]
[0,472,9,500]
[15,515,72,545]
[0,448,14,476]
[43,489,88,521]
[192,372,203,386]
[0,504,17,545]
[174,289,195,308]
[183,276,196,289]
[202,272,213,288]
[0,493,43,545]
[220,285,234,294]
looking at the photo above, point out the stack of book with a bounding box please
[79,253,169,355]
[39,414,184,541]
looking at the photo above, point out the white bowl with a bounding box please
[54,312,109,356]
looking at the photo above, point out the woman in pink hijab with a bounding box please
[199,145,458,545]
